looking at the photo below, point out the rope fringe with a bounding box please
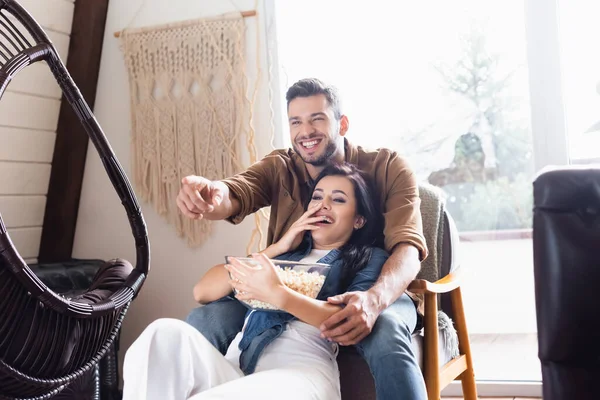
[120,13,269,248]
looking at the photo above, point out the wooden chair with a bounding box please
[338,183,477,400]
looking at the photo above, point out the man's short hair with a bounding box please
[286,78,342,120]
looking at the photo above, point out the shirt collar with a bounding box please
[344,137,359,165]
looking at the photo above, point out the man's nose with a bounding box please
[299,121,316,135]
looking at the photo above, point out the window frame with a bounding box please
[262,0,570,393]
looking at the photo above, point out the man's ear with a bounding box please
[354,215,366,230]
[339,115,349,137]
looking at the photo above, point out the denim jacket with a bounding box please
[237,238,389,374]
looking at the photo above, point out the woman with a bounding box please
[122,163,388,400]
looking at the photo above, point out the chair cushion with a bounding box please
[2,258,132,376]
[33,259,129,400]
[28,259,107,294]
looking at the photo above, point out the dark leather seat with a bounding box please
[29,259,126,400]
[533,165,600,400]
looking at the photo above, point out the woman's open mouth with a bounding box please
[316,215,334,226]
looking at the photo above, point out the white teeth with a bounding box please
[302,140,320,149]
[320,216,333,224]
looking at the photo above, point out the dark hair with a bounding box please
[286,78,342,120]
[307,163,384,289]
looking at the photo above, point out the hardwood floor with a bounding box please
[443,397,540,399]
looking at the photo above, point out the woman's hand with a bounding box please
[225,253,288,308]
[271,202,324,254]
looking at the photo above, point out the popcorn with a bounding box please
[241,267,327,310]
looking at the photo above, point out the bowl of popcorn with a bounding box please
[225,256,331,311]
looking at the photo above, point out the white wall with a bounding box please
[0,0,75,264]
[72,0,275,368]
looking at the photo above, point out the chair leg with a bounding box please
[450,287,478,400]
[424,292,440,400]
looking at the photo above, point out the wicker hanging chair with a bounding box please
[0,1,150,399]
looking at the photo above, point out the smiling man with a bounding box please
[178,78,428,400]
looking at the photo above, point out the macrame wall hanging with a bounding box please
[119,13,267,249]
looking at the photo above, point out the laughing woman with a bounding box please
[122,163,388,400]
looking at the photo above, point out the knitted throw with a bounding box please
[418,182,446,284]
[120,14,248,247]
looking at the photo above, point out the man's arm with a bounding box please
[372,151,426,308]
[197,180,241,221]
[177,154,277,222]
[177,178,241,221]
[367,243,421,311]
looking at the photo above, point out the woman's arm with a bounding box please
[275,248,391,327]
[274,287,342,328]
[259,243,287,259]
[193,264,232,304]
[226,254,341,328]
[258,202,325,259]
[274,248,389,327]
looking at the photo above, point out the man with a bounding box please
[177,78,428,399]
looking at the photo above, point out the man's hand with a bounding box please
[320,291,382,346]
[176,175,224,220]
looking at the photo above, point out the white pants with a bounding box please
[122,318,340,400]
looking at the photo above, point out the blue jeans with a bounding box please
[354,293,427,399]
[185,294,426,400]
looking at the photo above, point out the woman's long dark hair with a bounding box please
[306,163,384,290]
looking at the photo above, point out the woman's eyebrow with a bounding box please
[313,188,347,196]
[332,190,347,196]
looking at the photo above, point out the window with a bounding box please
[558,1,600,164]
[268,0,599,394]
[269,0,544,394]
[274,1,534,235]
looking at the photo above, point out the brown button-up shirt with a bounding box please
[222,139,428,310]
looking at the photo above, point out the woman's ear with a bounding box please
[354,216,366,230]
